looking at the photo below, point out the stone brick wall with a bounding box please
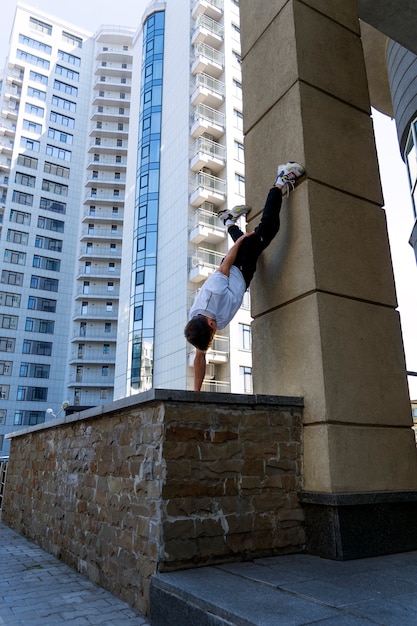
[2,390,304,616]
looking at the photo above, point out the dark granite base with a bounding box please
[299,490,417,560]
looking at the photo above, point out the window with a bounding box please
[53,79,78,97]
[48,127,73,144]
[20,137,40,152]
[233,79,242,97]
[239,324,252,351]
[22,340,52,356]
[40,197,67,213]
[35,235,62,252]
[0,337,16,352]
[46,144,72,161]
[107,282,114,292]
[234,141,244,162]
[4,249,26,265]
[17,154,38,170]
[102,366,109,377]
[15,171,36,187]
[42,179,68,196]
[233,108,243,131]
[18,34,52,54]
[240,366,253,393]
[20,362,50,378]
[17,49,50,69]
[33,255,60,272]
[1,270,23,286]
[12,190,34,206]
[25,317,55,334]
[0,291,21,307]
[44,161,70,178]
[30,17,52,35]
[17,386,48,401]
[0,361,12,376]
[51,95,76,112]
[62,31,83,48]
[104,323,112,333]
[30,275,59,292]
[0,385,10,400]
[56,65,79,81]
[37,216,65,233]
[28,296,56,312]
[27,86,46,100]
[50,111,75,128]
[58,50,81,66]
[235,173,245,196]
[0,314,18,329]
[7,229,29,245]
[10,209,31,224]
[29,70,48,85]
[25,102,44,118]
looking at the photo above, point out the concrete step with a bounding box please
[149,556,347,626]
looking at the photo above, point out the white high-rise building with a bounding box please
[0,0,251,456]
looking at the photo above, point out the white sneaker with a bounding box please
[218,204,251,226]
[275,162,305,196]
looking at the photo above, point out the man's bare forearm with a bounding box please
[193,349,206,391]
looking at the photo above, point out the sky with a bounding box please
[1,1,417,398]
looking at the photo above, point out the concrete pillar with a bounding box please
[240,0,417,559]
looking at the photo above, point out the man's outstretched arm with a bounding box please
[218,231,254,277]
[193,349,207,391]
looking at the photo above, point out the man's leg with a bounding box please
[232,186,282,287]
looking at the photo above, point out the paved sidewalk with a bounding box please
[0,520,150,626]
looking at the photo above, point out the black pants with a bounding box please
[229,187,282,288]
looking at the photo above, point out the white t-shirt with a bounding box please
[189,266,246,330]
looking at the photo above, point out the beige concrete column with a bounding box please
[240,0,417,509]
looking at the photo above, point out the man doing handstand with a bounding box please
[184,161,305,391]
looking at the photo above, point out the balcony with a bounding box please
[86,173,126,186]
[190,136,225,173]
[192,43,224,78]
[188,246,223,283]
[94,62,132,78]
[74,285,120,299]
[91,107,129,122]
[84,190,125,204]
[69,348,117,364]
[191,104,225,139]
[191,73,224,107]
[76,266,120,279]
[189,206,225,244]
[83,207,124,222]
[79,247,121,260]
[89,124,129,139]
[87,155,127,170]
[190,171,226,207]
[192,0,223,21]
[201,379,230,393]
[80,226,123,240]
[188,335,229,366]
[192,14,224,48]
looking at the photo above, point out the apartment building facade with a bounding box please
[0,0,252,455]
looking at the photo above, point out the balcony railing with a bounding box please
[195,14,224,38]
[189,246,223,271]
[191,104,225,139]
[201,379,230,393]
[193,42,224,70]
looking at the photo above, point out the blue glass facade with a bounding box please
[130,10,165,390]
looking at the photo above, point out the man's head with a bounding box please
[184,315,216,351]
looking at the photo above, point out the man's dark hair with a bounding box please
[184,316,213,351]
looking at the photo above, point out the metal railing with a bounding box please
[193,42,224,67]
